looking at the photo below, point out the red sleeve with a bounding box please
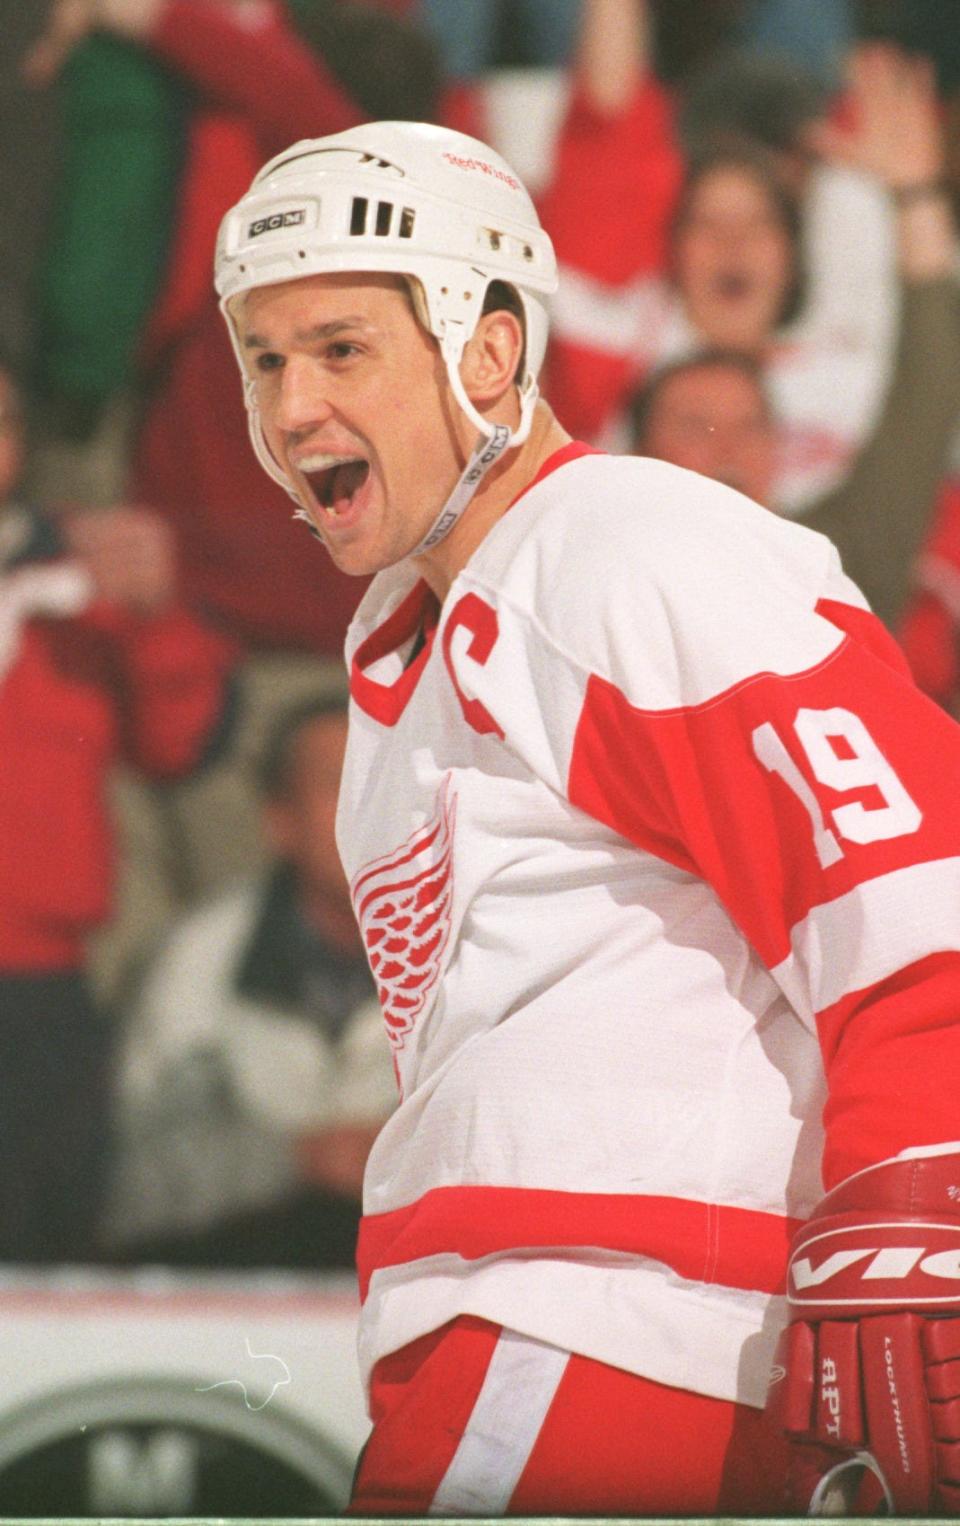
[899,591,960,711]
[537,76,684,286]
[898,478,960,712]
[537,75,682,441]
[148,0,363,145]
[82,602,237,778]
[568,598,960,1189]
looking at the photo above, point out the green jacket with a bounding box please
[34,34,185,436]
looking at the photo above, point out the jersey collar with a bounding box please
[350,441,601,726]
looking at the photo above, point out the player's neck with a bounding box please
[414,401,571,603]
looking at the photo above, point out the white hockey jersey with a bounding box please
[336,445,960,1408]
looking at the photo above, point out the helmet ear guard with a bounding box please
[215,121,557,547]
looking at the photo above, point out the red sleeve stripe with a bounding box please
[569,639,960,974]
[356,1185,803,1304]
[771,855,960,1023]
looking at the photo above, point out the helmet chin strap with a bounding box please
[409,322,539,559]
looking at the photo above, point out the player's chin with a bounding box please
[319,529,391,579]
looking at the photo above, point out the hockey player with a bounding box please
[215,122,960,1515]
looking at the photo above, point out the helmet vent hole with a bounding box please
[375,201,393,237]
[297,250,306,259]
[399,207,416,239]
[486,229,502,251]
[523,245,534,261]
[350,197,369,235]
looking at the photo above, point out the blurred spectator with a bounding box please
[674,44,896,394]
[22,0,445,992]
[630,287,960,629]
[26,8,186,443]
[21,0,442,641]
[0,359,235,1261]
[100,695,394,1270]
[630,349,782,505]
[23,0,440,659]
[542,2,955,521]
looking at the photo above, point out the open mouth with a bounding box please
[296,453,371,517]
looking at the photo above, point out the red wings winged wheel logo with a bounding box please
[350,782,457,1051]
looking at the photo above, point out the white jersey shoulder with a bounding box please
[461,452,859,711]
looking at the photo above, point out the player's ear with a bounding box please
[460,308,524,408]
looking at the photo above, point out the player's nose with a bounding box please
[274,354,335,435]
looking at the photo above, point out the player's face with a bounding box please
[673,166,794,351]
[639,363,777,505]
[236,272,463,576]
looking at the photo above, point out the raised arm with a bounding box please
[808,43,956,281]
[575,0,651,118]
[25,0,362,143]
[539,0,682,439]
[802,44,960,626]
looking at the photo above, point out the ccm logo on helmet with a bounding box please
[248,209,307,239]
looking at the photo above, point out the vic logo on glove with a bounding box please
[790,1224,960,1304]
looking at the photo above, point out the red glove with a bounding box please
[767,1147,960,1515]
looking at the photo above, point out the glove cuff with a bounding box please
[818,1143,960,1219]
[789,1149,960,1320]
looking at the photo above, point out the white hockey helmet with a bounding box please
[215,120,558,553]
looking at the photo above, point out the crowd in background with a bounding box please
[2,0,960,1270]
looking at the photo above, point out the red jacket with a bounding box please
[537,75,684,444]
[0,544,235,971]
[899,477,960,714]
[132,0,370,654]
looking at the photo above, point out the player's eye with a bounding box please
[254,351,284,373]
[326,340,361,361]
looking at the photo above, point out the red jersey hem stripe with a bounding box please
[356,1185,801,1302]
